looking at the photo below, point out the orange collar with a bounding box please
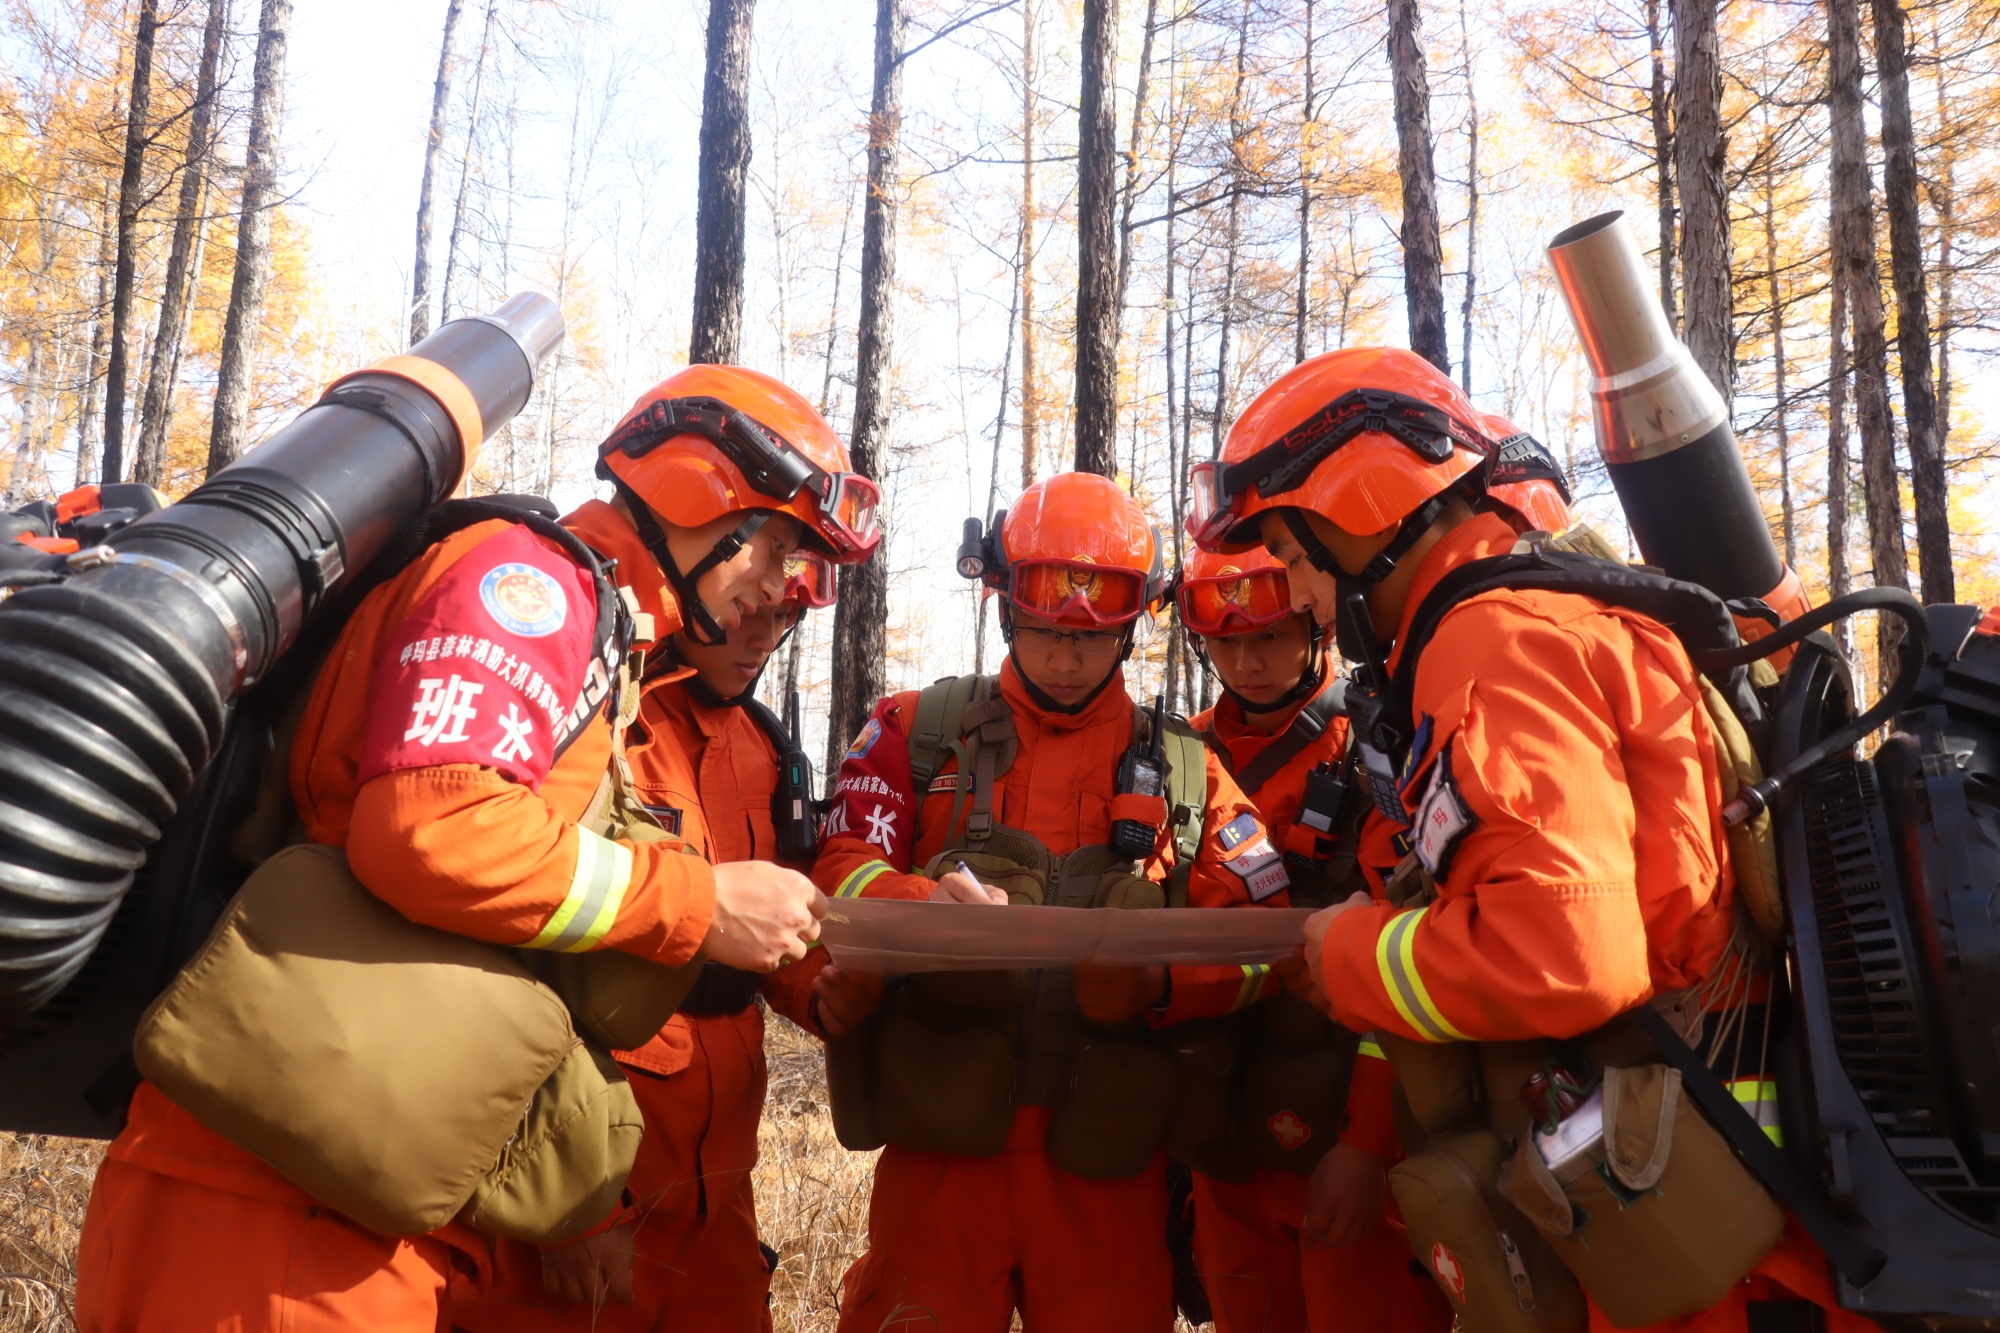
[1385,512,1521,673]
[560,498,684,651]
[1206,648,1337,743]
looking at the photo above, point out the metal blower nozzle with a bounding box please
[1546,211,1728,464]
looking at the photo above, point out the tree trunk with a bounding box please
[76,182,115,488]
[1828,239,1854,666]
[1761,161,1794,565]
[1019,0,1039,489]
[1114,0,1159,341]
[689,0,755,365]
[1296,0,1316,365]
[441,0,498,324]
[135,0,229,488]
[1646,0,1677,331]
[1213,0,1252,453]
[1870,0,1949,602]
[1828,0,1907,682]
[102,0,160,485]
[976,231,1024,679]
[1673,0,1732,407]
[819,190,855,418]
[1457,0,1478,390]
[1163,57,1182,711]
[1388,0,1448,375]
[827,0,903,775]
[1930,25,1953,461]
[206,0,294,477]
[411,0,467,345]
[1073,0,1120,477]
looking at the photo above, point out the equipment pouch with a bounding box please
[1240,1044,1348,1174]
[522,948,706,1052]
[1046,1036,1178,1179]
[1163,1018,1252,1182]
[1496,1063,1783,1329]
[927,849,1046,906]
[133,845,607,1238]
[874,985,1017,1156]
[1389,1131,1587,1333]
[1093,870,1166,911]
[1378,1031,1484,1136]
[459,1042,643,1243]
[824,1017,886,1152]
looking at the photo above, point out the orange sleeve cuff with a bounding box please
[1321,901,1418,1040]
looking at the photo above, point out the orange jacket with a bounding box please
[1195,675,1398,1161]
[1318,512,1735,1045]
[812,659,1288,1024]
[111,509,716,1206]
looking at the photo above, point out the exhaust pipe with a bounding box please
[0,294,564,1021]
[1546,212,1805,617]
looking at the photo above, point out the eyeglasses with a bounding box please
[1005,558,1148,627]
[602,396,883,558]
[1187,389,1495,547]
[1012,624,1128,656]
[1174,567,1295,636]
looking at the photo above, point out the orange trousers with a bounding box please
[1192,1168,1452,1333]
[1595,1220,1882,1333]
[75,1157,457,1332]
[448,1005,774,1332]
[838,1106,1174,1333]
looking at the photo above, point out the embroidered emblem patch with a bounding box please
[1268,1110,1312,1150]
[479,562,567,637]
[1217,812,1260,851]
[1431,1242,1467,1302]
[1411,743,1477,878]
[846,717,883,760]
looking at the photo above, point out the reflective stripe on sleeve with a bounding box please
[1357,1038,1386,1061]
[1727,1076,1784,1146]
[1230,964,1270,1012]
[1374,908,1470,1042]
[837,860,895,899]
[524,828,634,953]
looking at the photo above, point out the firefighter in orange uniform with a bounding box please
[816,472,1291,1333]
[1175,546,1449,1333]
[1188,347,1876,1333]
[74,365,876,1332]
[449,538,879,1329]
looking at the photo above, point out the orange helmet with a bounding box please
[598,364,880,563]
[1189,348,1494,554]
[1479,413,1574,534]
[1174,546,1297,637]
[960,472,1162,627]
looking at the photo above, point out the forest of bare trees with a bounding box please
[0,0,1996,736]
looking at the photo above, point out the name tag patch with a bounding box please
[1223,832,1291,902]
[1411,743,1477,878]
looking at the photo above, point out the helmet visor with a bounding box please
[1177,568,1294,636]
[1008,559,1147,626]
[783,549,838,609]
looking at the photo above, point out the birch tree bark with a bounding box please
[1073,0,1119,477]
[206,0,294,476]
[1674,0,1732,406]
[410,0,466,345]
[102,0,159,485]
[136,0,229,487]
[827,0,902,774]
[1871,0,1949,602]
[1828,0,1907,680]
[1388,0,1449,374]
[441,0,499,322]
[690,0,755,365]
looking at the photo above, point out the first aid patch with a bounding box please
[480,562,568,637]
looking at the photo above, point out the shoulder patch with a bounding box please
[480,562,568,637]
[1217,811,1259,851]
[1411,743,1478,878]
[846,716,883,760]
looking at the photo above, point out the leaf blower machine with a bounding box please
[0,293,564,1136]
[1550,211,2000,1329]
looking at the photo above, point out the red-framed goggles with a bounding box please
[602,395,882,558]
[1187,389,1496,547]
[1004,558,1150,627]
[1174,567,1296,636]
[782,549,838,609]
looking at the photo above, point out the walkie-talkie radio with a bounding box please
[1111,694,1171,860]
[749,687,820,863]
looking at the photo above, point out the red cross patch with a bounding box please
[1431,1241,1467,1302]
[1267,1110,1311,1150]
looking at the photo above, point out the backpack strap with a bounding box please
[1227,679,1348,798]
[907,673,990,792]
[1147,711,1211,910]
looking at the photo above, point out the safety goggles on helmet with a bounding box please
[601,395,882,557]
[1188,388,1497,547]
[1006,558,1149,627]
[1175,566,1295,637]
[782,549,837,609]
